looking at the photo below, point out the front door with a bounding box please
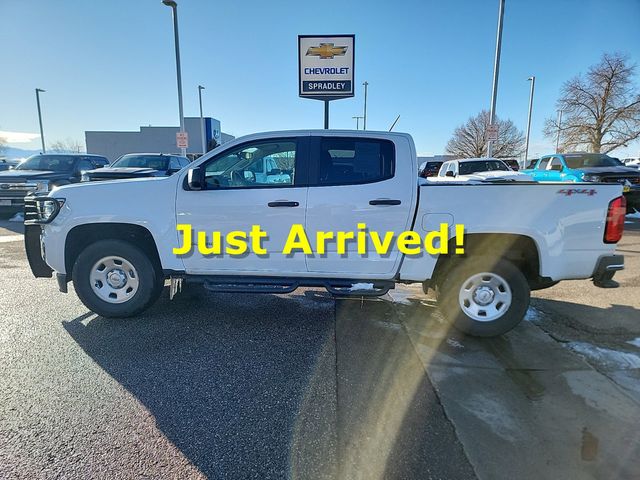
[304,135,415,277]
[176,136,309,275]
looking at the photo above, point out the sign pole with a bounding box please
[324,101,329,129]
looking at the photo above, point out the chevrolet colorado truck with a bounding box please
[24,131,626,337]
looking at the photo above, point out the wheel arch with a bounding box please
[64,223,162,281]
[431,233,544,289]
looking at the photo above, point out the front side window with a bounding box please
[547,157,563,170]
[203,140,297,189]
[537,158,550,170]
[316,138,394,186]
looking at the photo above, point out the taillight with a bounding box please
[604,196,626,243]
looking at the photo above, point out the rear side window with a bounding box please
[315,138,395,186]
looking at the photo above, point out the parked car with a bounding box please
[418,161,443,178]
[83,153,190,181]
[522,153,640,212]
[502,159,520,171]
[622,157,640,169]
[24,131,625,338]
[431,158,533,182]
[0,153,109,214]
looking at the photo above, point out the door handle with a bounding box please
[369,199,401,206]
[268,201,299,207]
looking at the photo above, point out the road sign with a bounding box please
[176,132,189,149]
[298,35,355,101]
[487,124,499,141]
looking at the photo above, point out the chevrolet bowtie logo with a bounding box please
[306,43,348,59]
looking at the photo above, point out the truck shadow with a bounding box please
[63,288,338,479]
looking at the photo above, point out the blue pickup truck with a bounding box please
[523,153,640,212]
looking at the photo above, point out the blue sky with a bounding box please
[2,0,639,157]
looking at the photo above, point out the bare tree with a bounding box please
[49,138,85,153]
[446,110,525,158]
[544,53,640,153]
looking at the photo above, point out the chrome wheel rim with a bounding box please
[458,272,512,322]
[90,256,139,304]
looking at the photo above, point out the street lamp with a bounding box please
[362,81,369,130]
[523,76,535,168]
[555,109,563,153]
[162,0,186,156]
[198,85,206,154]
[487,0,505,158]
[352,115,363,130]
[35,88,46,153]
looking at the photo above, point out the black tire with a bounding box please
[438,258,530,337]
[72,239,164,318]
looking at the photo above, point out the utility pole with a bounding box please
[198,85,206,154]
[362,81,369,130]
[487,0,505,158]
[352,115,363,130]
[555,109,563,153]
[523,76,535,168]
[35,88,46,153]
[163,0,186,156]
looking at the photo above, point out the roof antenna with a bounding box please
[389,115,400,132]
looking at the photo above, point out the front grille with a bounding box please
[0,183,38,198]
[23,196,39,222]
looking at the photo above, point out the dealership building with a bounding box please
[85,117,234,161]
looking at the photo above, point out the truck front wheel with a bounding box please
[72,239,164,318]
[439,259,530,337]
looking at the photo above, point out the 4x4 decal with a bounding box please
[557,188,597,196]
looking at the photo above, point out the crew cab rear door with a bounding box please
[304,134,416,277]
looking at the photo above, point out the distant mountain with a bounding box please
[0,146,41,159]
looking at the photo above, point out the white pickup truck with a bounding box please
[24,130,626,337]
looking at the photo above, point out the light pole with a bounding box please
[523,76,535,168]
[555,109,563,153]
[487,0,505,158]
[362,81,369,130]
[198,85,206,154]
[352,115,363,130]
[162,0,186,156]
[35,88,46,153]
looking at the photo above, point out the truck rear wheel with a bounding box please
[438,259,530,337]
[72,239,164,318]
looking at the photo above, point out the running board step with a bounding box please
[203,280,298,294]
[325,282,392,297]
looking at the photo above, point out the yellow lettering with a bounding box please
[336,231,355,255]
[357,223,367,254]
[249,224,267,255]
[226,231,248,255]
[283,224,312,254]
[316,231,334,255]
[424,223,449,254]
[173,224,193,255]
[197,231,222,255]
[370,231,395,255]
[397,231,422,255]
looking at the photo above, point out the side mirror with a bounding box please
[445,171,455,177]
[187,167,205,190]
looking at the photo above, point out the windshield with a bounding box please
[459,160,509,175]
[112,155,169,170]
[16,155,77,172]
[564,154,624,169]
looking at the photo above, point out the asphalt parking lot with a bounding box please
[1,217,639,479]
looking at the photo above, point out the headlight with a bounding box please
[35,180,50,192]
[25,197,65,224]
[582,174,600,182]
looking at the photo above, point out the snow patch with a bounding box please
[566,342,640,369]
[627,210,640,219]
[626,338,640,348]
[349,282,375,291]
[9,212,24,222]
[524,306,545,322]
[446,338,464,349]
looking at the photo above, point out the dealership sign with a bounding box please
[298,35,355,101]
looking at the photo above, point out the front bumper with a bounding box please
[24,224,53,278]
